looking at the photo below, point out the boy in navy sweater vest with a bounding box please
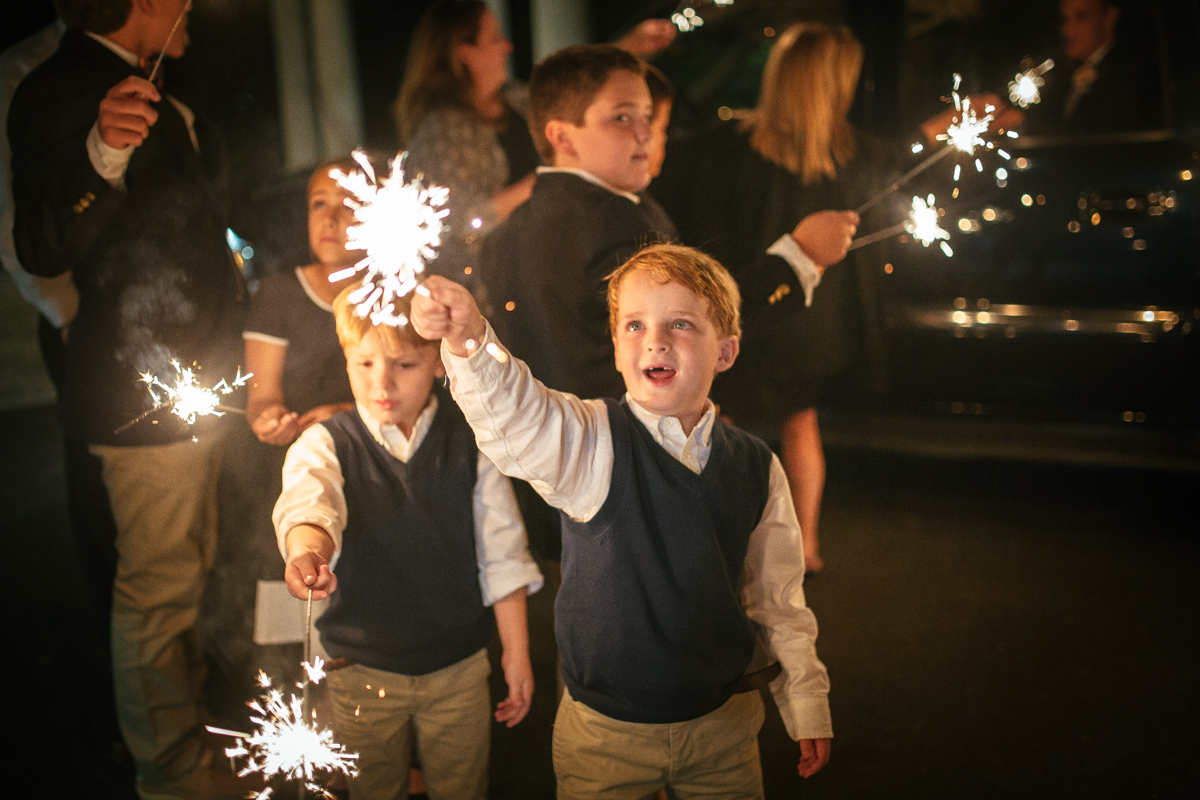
[276,289,542,800]
[413,244,832,799]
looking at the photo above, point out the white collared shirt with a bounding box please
[536,166,642,204]
[273,394,544,606]
[442,322,832,740]
[84,32,200,189]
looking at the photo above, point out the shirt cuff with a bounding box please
[481,562,544,607]
[86,122,134,189]
[767,234,822,307]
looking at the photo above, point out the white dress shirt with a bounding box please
[273,395,543,607]
[443,322,832,741]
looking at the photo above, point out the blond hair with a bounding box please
[607,244,742,340]
[740,22,862,184]
[332,286,435,351]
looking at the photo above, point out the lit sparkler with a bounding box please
[209,667,358,800]
[116,360,251,434]
[857,74,1016,214]
[848,194,952,256]
[671,0,733,32]
[1008,58,1055,108]
[331,150,449,327]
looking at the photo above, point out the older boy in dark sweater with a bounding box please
[413,244,832,799]
[278,290,542,800]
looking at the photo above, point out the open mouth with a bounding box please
[644,366,676,385]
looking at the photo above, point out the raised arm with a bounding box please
[411,277,613,521]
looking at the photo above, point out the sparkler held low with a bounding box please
[114,361,252,435]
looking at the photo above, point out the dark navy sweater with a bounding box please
[317,398,491,675]
[556,399,774,723]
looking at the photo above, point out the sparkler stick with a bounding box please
[847,222,908,251]
[147,1,192,85]
[855,146,954,215]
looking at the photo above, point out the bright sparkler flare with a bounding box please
[210,667,357,800]
[906,194,952,252]
[139,360,251,425]
[1008,58,1055,108]
[331,150,449,327]
[939,94,993,157]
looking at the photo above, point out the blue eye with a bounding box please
[672,320,692,329]
[626,321,643,332]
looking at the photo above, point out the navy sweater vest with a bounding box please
[557,399,774,723]
[318,397,490,675]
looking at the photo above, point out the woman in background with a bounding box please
[396,0,675,286]
[657,23,1014,572]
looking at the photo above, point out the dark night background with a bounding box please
[2,1,1197,797]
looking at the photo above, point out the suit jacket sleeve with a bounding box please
[8,61,131,278]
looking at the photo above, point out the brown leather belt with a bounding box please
[325,657,355,672]
[732,662,782,693]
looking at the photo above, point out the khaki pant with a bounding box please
[91,435,224,799]
[553,689,766,800]
[327,649,492,800]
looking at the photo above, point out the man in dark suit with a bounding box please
[9,1,248,797]
[1027,0,1165,134]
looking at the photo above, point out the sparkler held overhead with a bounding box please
[330,150,450,328]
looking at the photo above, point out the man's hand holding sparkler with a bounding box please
[97,76,160,150]
[410,277,488,357]
[284,524,338,600]
[792,210,860,270]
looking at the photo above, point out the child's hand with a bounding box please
[410,276,487,357]
[494,649,534,727]
[797,737,831,778]
[251,403,302,446]
[791,210,859,268]
[97,76,161,150]
[284,551,336,600]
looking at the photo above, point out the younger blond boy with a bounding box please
[276,289,542,800]
[413,244,832,799]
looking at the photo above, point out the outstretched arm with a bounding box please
[411,277,614,522]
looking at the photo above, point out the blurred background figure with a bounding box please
[1026,0,1165,133]
[395,0,541,288]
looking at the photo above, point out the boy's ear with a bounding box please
[433,352,447,380]
[544,120,578,162]
[714,336,739,374]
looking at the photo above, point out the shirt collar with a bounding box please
[625,394,716,449]
[1084,39,1113,69]
[85,31,140,68]
[355,393,440,455]
[536,166,641,204]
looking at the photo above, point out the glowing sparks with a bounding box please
[938,92,993,156]
[138,361,251,425]
[906,195,952,253]
[671,0,733,31]
[301,656,326,686]
[331,150,449,327]
[1008,58,1055,108]
[209,668,357,800]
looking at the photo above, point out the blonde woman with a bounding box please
[657,23,1011,572]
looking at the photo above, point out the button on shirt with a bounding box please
[273,395,543,607]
